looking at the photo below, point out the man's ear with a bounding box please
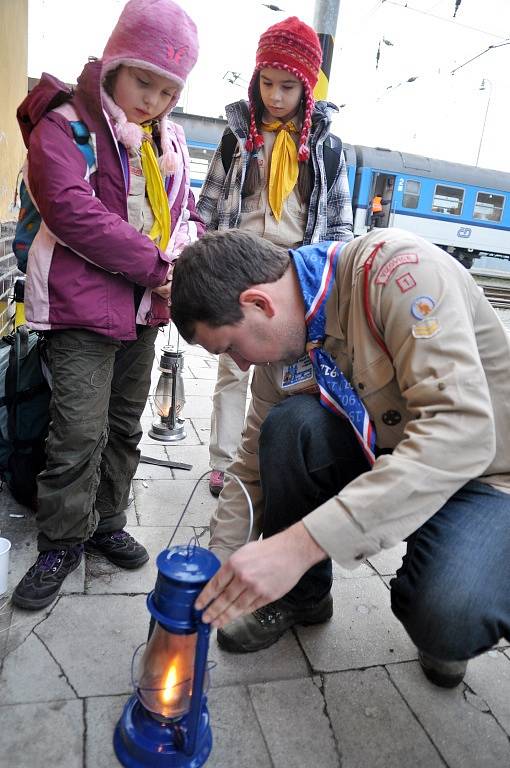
[239,288,275,318]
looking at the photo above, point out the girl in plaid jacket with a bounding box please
[197,16,353,497]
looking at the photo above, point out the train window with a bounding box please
[473,192,504,222]
[432,185,464,216]
[188,146,215,186]
[402,180,421,209]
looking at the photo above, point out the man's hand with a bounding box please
[195,522,327,628]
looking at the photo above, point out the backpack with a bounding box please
[220,129,343,192]
[0,325,51,509]
[13,119,95,273]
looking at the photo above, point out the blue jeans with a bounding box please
[259,394,510,660]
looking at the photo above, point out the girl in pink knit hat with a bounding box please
[12,0,205,611]
[197,16,353,498]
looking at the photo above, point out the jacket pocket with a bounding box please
[352,353,394,397]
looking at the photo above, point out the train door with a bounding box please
[368,173,396,229]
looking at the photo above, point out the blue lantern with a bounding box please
[114,544,220,767]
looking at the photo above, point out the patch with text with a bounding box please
[375,253,419,285]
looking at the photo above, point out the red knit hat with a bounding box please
[245,16,323,161]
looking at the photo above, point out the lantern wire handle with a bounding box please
[166,470,253,550]
[130,641,217,693]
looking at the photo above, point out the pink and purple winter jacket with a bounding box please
[17,59,204,340]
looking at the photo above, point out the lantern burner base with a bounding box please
[114,695,212,767]
[149,418,186,442]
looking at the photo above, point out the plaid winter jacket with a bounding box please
[197,100,353,245]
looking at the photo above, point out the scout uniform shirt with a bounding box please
[209,227,510,568]
[239,126,306,249]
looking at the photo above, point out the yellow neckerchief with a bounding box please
[140,125,170,252]
[261,120,299,221]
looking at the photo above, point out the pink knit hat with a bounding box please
[101,0,198,173]
[246,16,323,162]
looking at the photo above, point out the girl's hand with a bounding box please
[152,263,174,301]
[152,282,171,300]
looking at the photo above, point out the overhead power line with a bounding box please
[384,1,509,41]
[451,39,510,75]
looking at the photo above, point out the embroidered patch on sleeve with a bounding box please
[412,317,441,339]
[396,272,416,293]
[411,295,436,320]
[282,355,314,388]
[375,253,419,285]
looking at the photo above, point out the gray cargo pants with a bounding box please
[37,326,158,551]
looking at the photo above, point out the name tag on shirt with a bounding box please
[282,355,314,389]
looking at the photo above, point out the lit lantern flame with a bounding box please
[137,625,204,720]
[161,663,178,705]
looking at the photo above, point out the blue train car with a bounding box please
[186,130,510,269]
[343,142,356,196]
[351,146,510,267]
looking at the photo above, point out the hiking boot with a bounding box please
[217,592,333,653]
[418,650,468,688]
[12,545,84,610]
[209,470,224,497]
[85,529,149,569]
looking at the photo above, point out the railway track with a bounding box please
[479,284,510,310]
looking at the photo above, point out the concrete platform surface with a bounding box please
[1,334,509,768]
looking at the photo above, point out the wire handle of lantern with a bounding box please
[166,470,254,550]
[130,642,217,695]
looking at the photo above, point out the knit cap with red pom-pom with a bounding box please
[245,16,322,162]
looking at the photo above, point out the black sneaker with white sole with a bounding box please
[12,545,84,610]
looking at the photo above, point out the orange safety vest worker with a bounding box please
[372,195,383,214]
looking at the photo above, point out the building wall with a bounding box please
[0,0,28,334]
[0,0,28,221]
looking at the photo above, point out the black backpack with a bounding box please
[0,326,51,509]
[220,129,343,192]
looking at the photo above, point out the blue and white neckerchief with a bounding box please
[292,241,376,466]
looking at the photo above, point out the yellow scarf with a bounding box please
[140,125,171,252]
[262,120,299,221]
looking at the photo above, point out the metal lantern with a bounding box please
[149,346,186,442]
[114,544,220,767]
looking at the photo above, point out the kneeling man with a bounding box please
[171,228,510,688]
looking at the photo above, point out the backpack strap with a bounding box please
[322,135,343,193]
[220,129,238,175]
[220,127,343,194]
[52,102,95,169]
[69,121,95,169]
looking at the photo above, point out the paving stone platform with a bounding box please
[1,333,509,768]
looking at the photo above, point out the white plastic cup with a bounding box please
[0,537,11,595]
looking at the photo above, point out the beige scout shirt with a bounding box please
[240,128,307,248]
[209,227,510,568]
[127,149,155,235]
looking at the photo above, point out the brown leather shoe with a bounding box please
[217,593,333,653]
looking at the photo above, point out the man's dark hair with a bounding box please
[171,230,290,342]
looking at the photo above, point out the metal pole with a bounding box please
[313,0,341,100]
